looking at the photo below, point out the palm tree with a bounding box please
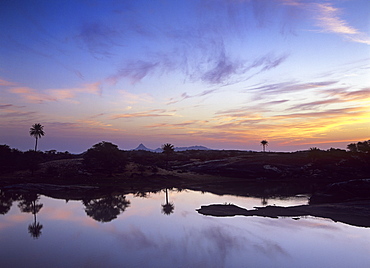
[162,143,174,154]
[260,140,268,152]
[162,143,174,169]
[29,123,45,151]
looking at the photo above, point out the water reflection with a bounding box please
[0,190,17,215]
[18,193,43,239]
[0,187,369,267]
[161,188,174,215]
[82,195,131,223]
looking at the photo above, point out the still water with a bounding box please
[1,189,369,268]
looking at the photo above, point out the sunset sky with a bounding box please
[1,0,369,153]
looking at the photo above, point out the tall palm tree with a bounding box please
[260,140,268,152]
[29,123,45,151]
[162,143,174,169]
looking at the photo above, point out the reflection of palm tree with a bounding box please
[83,195,130,222]
[29,123,45,151]
[161,188,174,215]
[18,193,44,239]
[260,140,268,152]
[28,213,43,239]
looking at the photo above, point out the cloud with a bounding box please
[0,79,17,87]
[201,50,242,84]
[112,109,174,119]
[0,104,16,109]
[286,98,343,111]
[9,87,56,103]
[7,82,102,103]
[167,89,218,105]
[145,120,206,129]
[108,61,160,85]
[281,0,370,45]
[77,22,122,57]
[1,111,36,118]
[245,80,338,96]
[313,3,358,35]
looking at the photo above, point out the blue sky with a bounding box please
[1,0,369,153]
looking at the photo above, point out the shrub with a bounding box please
[83,141,126,175]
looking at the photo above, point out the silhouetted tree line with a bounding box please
[347,140,370,153]
[0,144,74,175]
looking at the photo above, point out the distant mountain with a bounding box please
[132,144,212,152]
[133,143,154,152]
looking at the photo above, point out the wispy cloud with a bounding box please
[281,0,370,45]
[108,61,160,85]
[167,89,219,105]
[313,3,358,35]
[7,82,102,103]
[245,80,338,97]
[145,120,207,129]
[111,109,174,119]
[0,78,17,87]
[76,21,126,58]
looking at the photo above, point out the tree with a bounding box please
[260,140,268,152]
[162,143,174,169]
[347,140,370,153]
[29,123,45,151]
[346,143,357,153]
[357,141,370,153]
[162,143,174,154]
[83,141,126,175]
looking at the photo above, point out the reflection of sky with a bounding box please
[0,191,369,267]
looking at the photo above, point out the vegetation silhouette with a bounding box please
[0,189,18,215]
[83,195,130,222]
[162,143,174,169]
[29,123,45,151]
[83,141,126,175]
[18,193,44,239]
[260,140,268,152]
[161,188,174,215]
[347,140,370,153]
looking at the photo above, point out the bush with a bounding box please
[83,141,126,175]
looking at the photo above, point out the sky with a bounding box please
[0,0,369,153]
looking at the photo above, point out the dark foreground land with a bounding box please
[1,149,370,227]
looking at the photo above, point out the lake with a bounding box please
[1,188,369,268]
